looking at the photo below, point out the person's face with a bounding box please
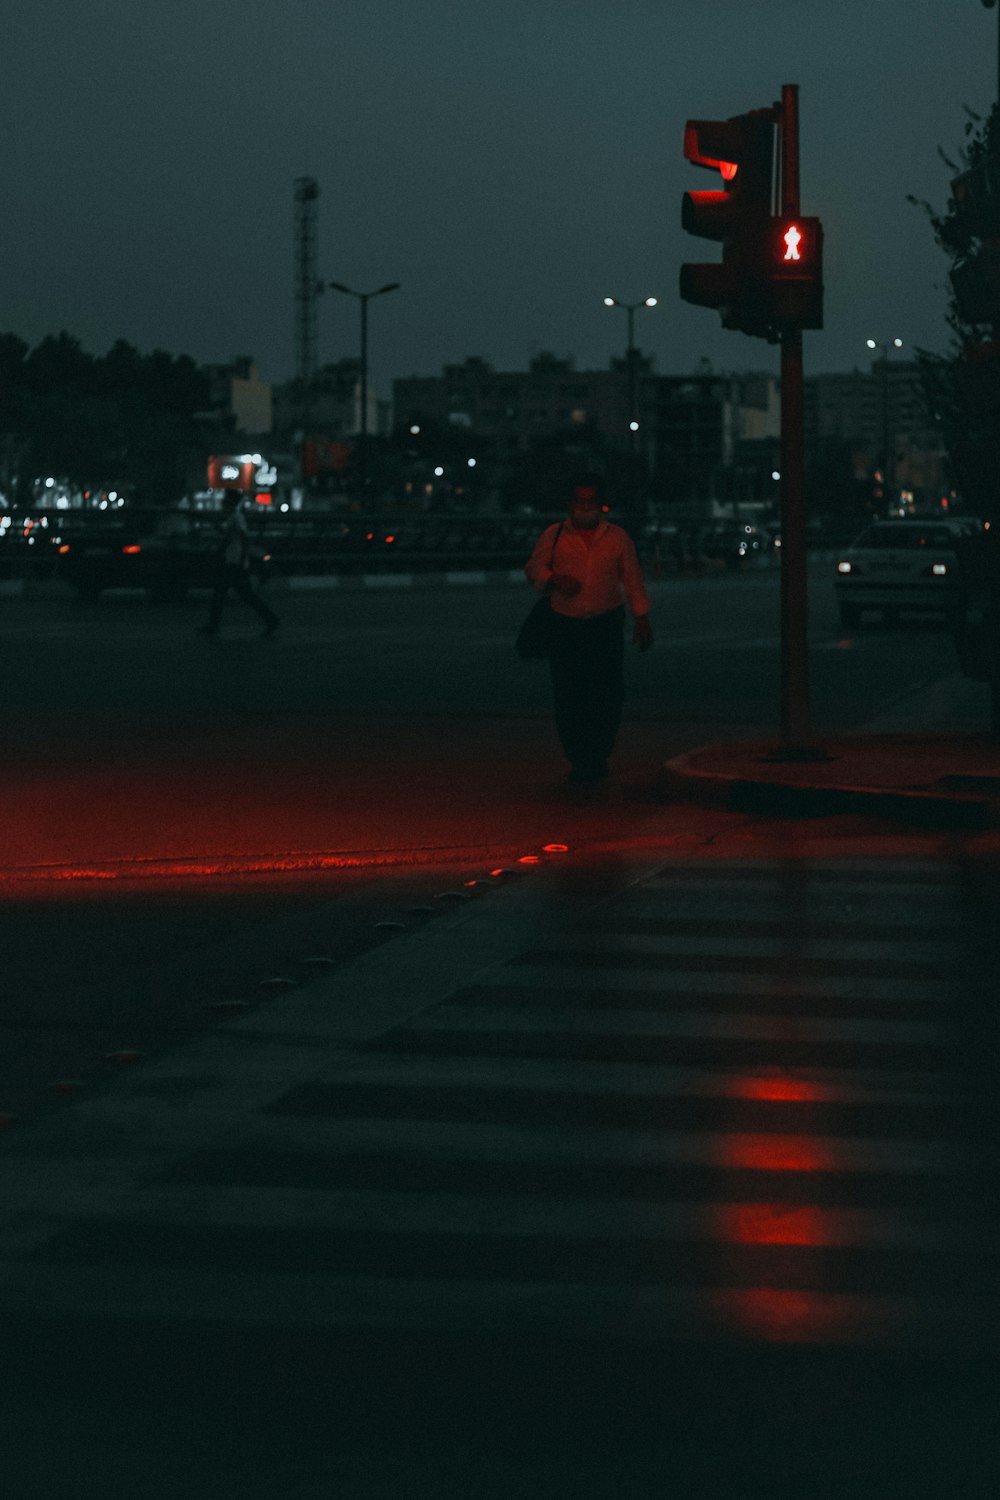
[569,488,601,528]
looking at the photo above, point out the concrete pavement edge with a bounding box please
[660,737,1000,830]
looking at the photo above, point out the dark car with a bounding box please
[58,508,271,602]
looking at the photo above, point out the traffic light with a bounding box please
[680,110,776,337]
[768,215,823,329]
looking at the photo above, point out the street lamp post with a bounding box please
[866,337,903,509]
[603,296,658,527]
[328,280,400,505]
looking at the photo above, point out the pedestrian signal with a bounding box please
[768,216,824,329]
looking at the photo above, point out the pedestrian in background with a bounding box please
[197,490,279,638]
[525,476,653,784]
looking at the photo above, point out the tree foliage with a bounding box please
[0,333,210,506]
[909,104,1000,520]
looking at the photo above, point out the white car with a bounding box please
[834,517,982,628]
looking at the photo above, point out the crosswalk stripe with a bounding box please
[372,1025,946,1071]
[551,929,962,958]
[489,963,955,1003]
[40,1184,979,1250]
[2,857,985,1351]
[152,1111,961,1176]
[527,932,960,966]
[448,980,951,1019]
[408,1003,941,1047]
[0,1263,987,1348]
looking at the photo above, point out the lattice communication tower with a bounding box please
[293,177,320,411]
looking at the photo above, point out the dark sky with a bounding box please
[5,1,996,393]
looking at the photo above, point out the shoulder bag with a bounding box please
[515,521,565,660]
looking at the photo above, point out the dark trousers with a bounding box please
[547,606,625,771]
[207,564,278,632]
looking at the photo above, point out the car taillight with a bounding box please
[58,544,71,555]
[122,544,142,555]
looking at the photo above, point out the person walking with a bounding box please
[525,477,652,783]
[197,490,279,638]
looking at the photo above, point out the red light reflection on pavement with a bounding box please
[718,1075,833,1103]
[715,1133,839,1173]
[715,1202,837,1247]
[3,851,454,886]
[708,1288,879,1344]
[704,1070,864,1343]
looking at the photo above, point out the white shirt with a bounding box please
[525,518,651,619]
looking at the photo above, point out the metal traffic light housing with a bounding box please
[680,104,824,337]
[680,110,777,338]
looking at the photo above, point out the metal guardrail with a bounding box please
[254,514,548,575]
[0,509,785,581]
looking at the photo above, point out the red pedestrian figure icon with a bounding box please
[783,224,802,262]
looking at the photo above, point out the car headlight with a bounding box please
[837,561,853,574]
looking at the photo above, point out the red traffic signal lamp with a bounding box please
[768,216,823,329]
[680,109,777,337]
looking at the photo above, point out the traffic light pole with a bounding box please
[680,84,824,756]
[776,83,820,758]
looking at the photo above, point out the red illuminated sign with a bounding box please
[768,216,823,329]
[771,217,821,274]
[207,455,255,491]
[207,454,277,491]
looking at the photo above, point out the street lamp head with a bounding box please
[866,338,877,349]
[603,296,617,307]
[377,282,401,295]
[893,337,903,348]
[644,297,658,307]
[328,281,355,295]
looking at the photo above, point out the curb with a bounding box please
[0,571,529,600]
[0,841,531,884]
[660,746,1000,830]
[0,556,786,601]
